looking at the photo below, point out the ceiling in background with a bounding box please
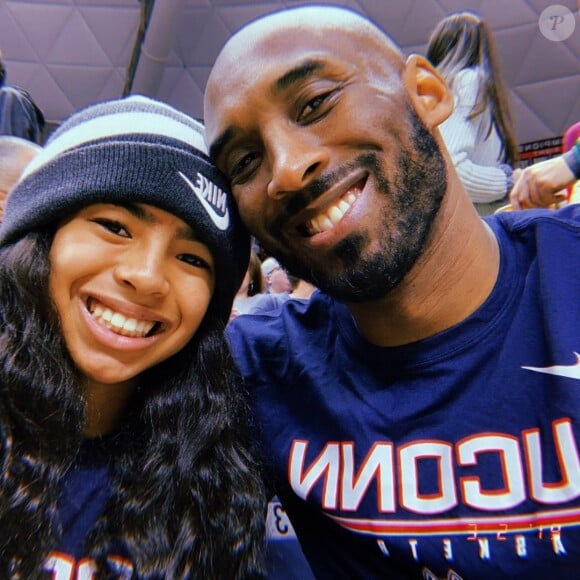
[0,0,578,144]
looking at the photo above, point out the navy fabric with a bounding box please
[46,437,135,578]
[56,438,113,559]
[0,86,44,143]
[228,205,580,579]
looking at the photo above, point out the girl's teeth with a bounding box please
[89,300,156,337]
[111,313,125,328]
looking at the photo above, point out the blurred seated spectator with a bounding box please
[261,256,292,293]
[426,11,519,216]
[287,274,317,300]
[0,55,45,144]
[0,135,41,220]
[231,251,276,319]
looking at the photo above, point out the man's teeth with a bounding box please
[90,302,157,337]
[305,192,357,235]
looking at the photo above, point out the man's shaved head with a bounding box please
[205,5,405,128]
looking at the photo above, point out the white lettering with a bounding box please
[478,538,490,560]
[289,440,340,508]
[377,539,390,556]
[286,418,579,517]
[409,539,419,560]
[399,441,457,513]
[77,559,96,580]
[458,434,525,510]
[523,418,580,503]
[443,538,453,560]
[341,442,395,512]
[552,532,567,555]
[45,553,74,580]
[515,534,527,557]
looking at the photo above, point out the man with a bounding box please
[204,6,580,579]
[261,256,293,294]
[0,135,41,220]
[0,55,45,144]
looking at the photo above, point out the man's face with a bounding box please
[204,20,446,301]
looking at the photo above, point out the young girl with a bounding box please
[0,96,265,578]
[427,11,519,215]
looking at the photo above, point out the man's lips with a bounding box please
[291,173,367,238]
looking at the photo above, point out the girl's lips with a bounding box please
[87,297,160,338]
[78,294,171,351]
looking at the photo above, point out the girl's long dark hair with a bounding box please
[426,11,518,165]
[0,230,266,578]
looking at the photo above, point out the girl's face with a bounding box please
[49,203,214,394]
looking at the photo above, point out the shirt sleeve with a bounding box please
[563,137,580,179]
[439,69,510,203]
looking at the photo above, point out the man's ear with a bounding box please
[403,54,453,128]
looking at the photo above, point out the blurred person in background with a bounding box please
[0,135,41,221]
[0,54,45,144]
[510,122,580,209]
[261,256,292,294]
[427,11,519,215]
[287,274,317,301]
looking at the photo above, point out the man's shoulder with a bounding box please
[486,204,580,236]
[228,291,333,341]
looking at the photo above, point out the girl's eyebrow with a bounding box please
[119,203,200,242]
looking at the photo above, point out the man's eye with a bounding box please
[230,151,260,182]
[297,92,334,123]
[91,218,130,238]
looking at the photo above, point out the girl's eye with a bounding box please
[178,253,212,271]
[297,91,334,123]
[91,218,130,237]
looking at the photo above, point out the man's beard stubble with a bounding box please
[268,109,448,303]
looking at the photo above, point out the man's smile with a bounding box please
[286,172,368,239]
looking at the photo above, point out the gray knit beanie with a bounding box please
[0,95,250,319]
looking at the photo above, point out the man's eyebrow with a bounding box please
[209,127,235,162]
[274,59,325,92]
[208,59,325,162]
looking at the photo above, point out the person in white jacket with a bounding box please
[427,11,519,215]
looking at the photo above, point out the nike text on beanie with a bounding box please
[0,95,250,319]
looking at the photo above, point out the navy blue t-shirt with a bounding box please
[45,437,134,579]
[228,205,580,579]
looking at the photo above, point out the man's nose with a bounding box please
[265,127,328,200]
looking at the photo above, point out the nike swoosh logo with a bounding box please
[178,170,230,231]
[522,352,580,380]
